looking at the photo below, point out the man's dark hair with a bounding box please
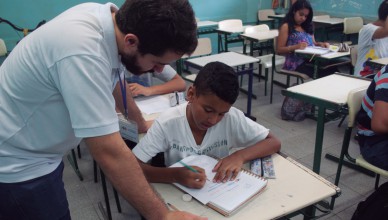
[282,0,314,35]
[193,62,239,104]
[115,0,198,56]
[378,0,388,21]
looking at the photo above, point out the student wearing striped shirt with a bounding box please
[356,65,388,170]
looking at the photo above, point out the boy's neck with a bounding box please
[186,104,207,145]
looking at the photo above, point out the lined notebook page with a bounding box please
[170,155,267,213]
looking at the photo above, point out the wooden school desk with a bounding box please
[152,153,340,219]
[184,51,259,120]
[239,29,279,56]
[197,20,218,35]
[295,49,350,79]
[281,73,371,174]
[216,25,250,53]
[366,57,388,71]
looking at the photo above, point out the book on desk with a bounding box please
[170,154,267,216]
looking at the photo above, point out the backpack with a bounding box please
[280,96,312,121]
[351,181,388,220]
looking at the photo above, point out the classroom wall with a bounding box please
[310,0,380,21]
[0,0,260,51]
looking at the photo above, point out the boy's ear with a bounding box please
[186,86,195,102]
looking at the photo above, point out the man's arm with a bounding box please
[85,133,206,220]
[129,74,186,96]
[113,82,152,133]
[371,100,388,134]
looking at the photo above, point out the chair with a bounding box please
[269,37,310,103]
[330,87,388,209]
[217,19,244,53]
[178,37,212,82]
[257,9,276,29]
[0,38,8,65]
[242,24,271,56]
[341,17,364,45]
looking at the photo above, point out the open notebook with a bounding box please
[170,155,267,216]
[295,46,338,56]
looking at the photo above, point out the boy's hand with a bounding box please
[129,83,152,96]
[175,166,207,189]
[212,153,244,183]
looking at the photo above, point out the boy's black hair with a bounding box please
[282,0,314,35]
[193,62,239,104]
[115,0,198,56]
[378,0,388,21]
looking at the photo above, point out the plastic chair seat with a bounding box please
[278,69,310,80]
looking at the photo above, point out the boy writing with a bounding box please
[132,61,281,189]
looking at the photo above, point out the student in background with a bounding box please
[354,1,388,79]
[132,62,281,189]
[115,65,186,133]
[356,65,388,170]
[0,0,205,219]
[276,0,335,78]
[127,65,186,97]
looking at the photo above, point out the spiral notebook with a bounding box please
[169,155,267,216]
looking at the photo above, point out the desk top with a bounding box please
[186,52,259,68]
[197,20,218,28]
[240,30,279,41]
[313,17,344,25]
[152,153,339,219]
[286,74,371,105]
[369,57,388,66]
[268,14,285,19]
[216,25,251,34]
[295,48,350,60]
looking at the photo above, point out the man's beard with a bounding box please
[120,52,152,75]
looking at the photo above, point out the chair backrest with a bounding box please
[218,19,243,29]
[350,45,358,67]
[258,9,275,21]
[0,39,7,57]
[244,24,270,34]
[181,37,212,59]
[347,86,368,127]
[343,17,364,35]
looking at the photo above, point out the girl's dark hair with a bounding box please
[115,0,198,56]
[193,62,239,104]
[282,0,314,35]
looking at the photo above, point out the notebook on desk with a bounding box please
[295,46,333,55]
[169,155,267,216]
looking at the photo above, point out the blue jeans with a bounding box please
[0,162,71,220]
[359,135,388,170]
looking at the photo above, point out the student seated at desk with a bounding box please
[356,65,388,170]
[114,65,186,133]
[354,1,388,79]
[277,0,337,78]
[127,65,186,96]
[132,61,281,188]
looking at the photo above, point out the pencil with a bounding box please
[167,202,179,211]
[179,161,211,181]
[309,53,316,62]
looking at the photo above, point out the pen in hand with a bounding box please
[179,161,211,181]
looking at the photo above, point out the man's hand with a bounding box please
[164,211,208,220]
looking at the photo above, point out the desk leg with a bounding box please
[313,60,319,79]
[218,34,222,53]
[313,106,326,174]
[246,66,256,121]
[224,34,228,52]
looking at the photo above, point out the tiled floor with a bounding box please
[63,66,387,220]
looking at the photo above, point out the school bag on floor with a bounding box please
[351,181,388,220]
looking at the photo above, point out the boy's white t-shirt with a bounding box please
[133,103,269,166]
[354,23,388,77]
